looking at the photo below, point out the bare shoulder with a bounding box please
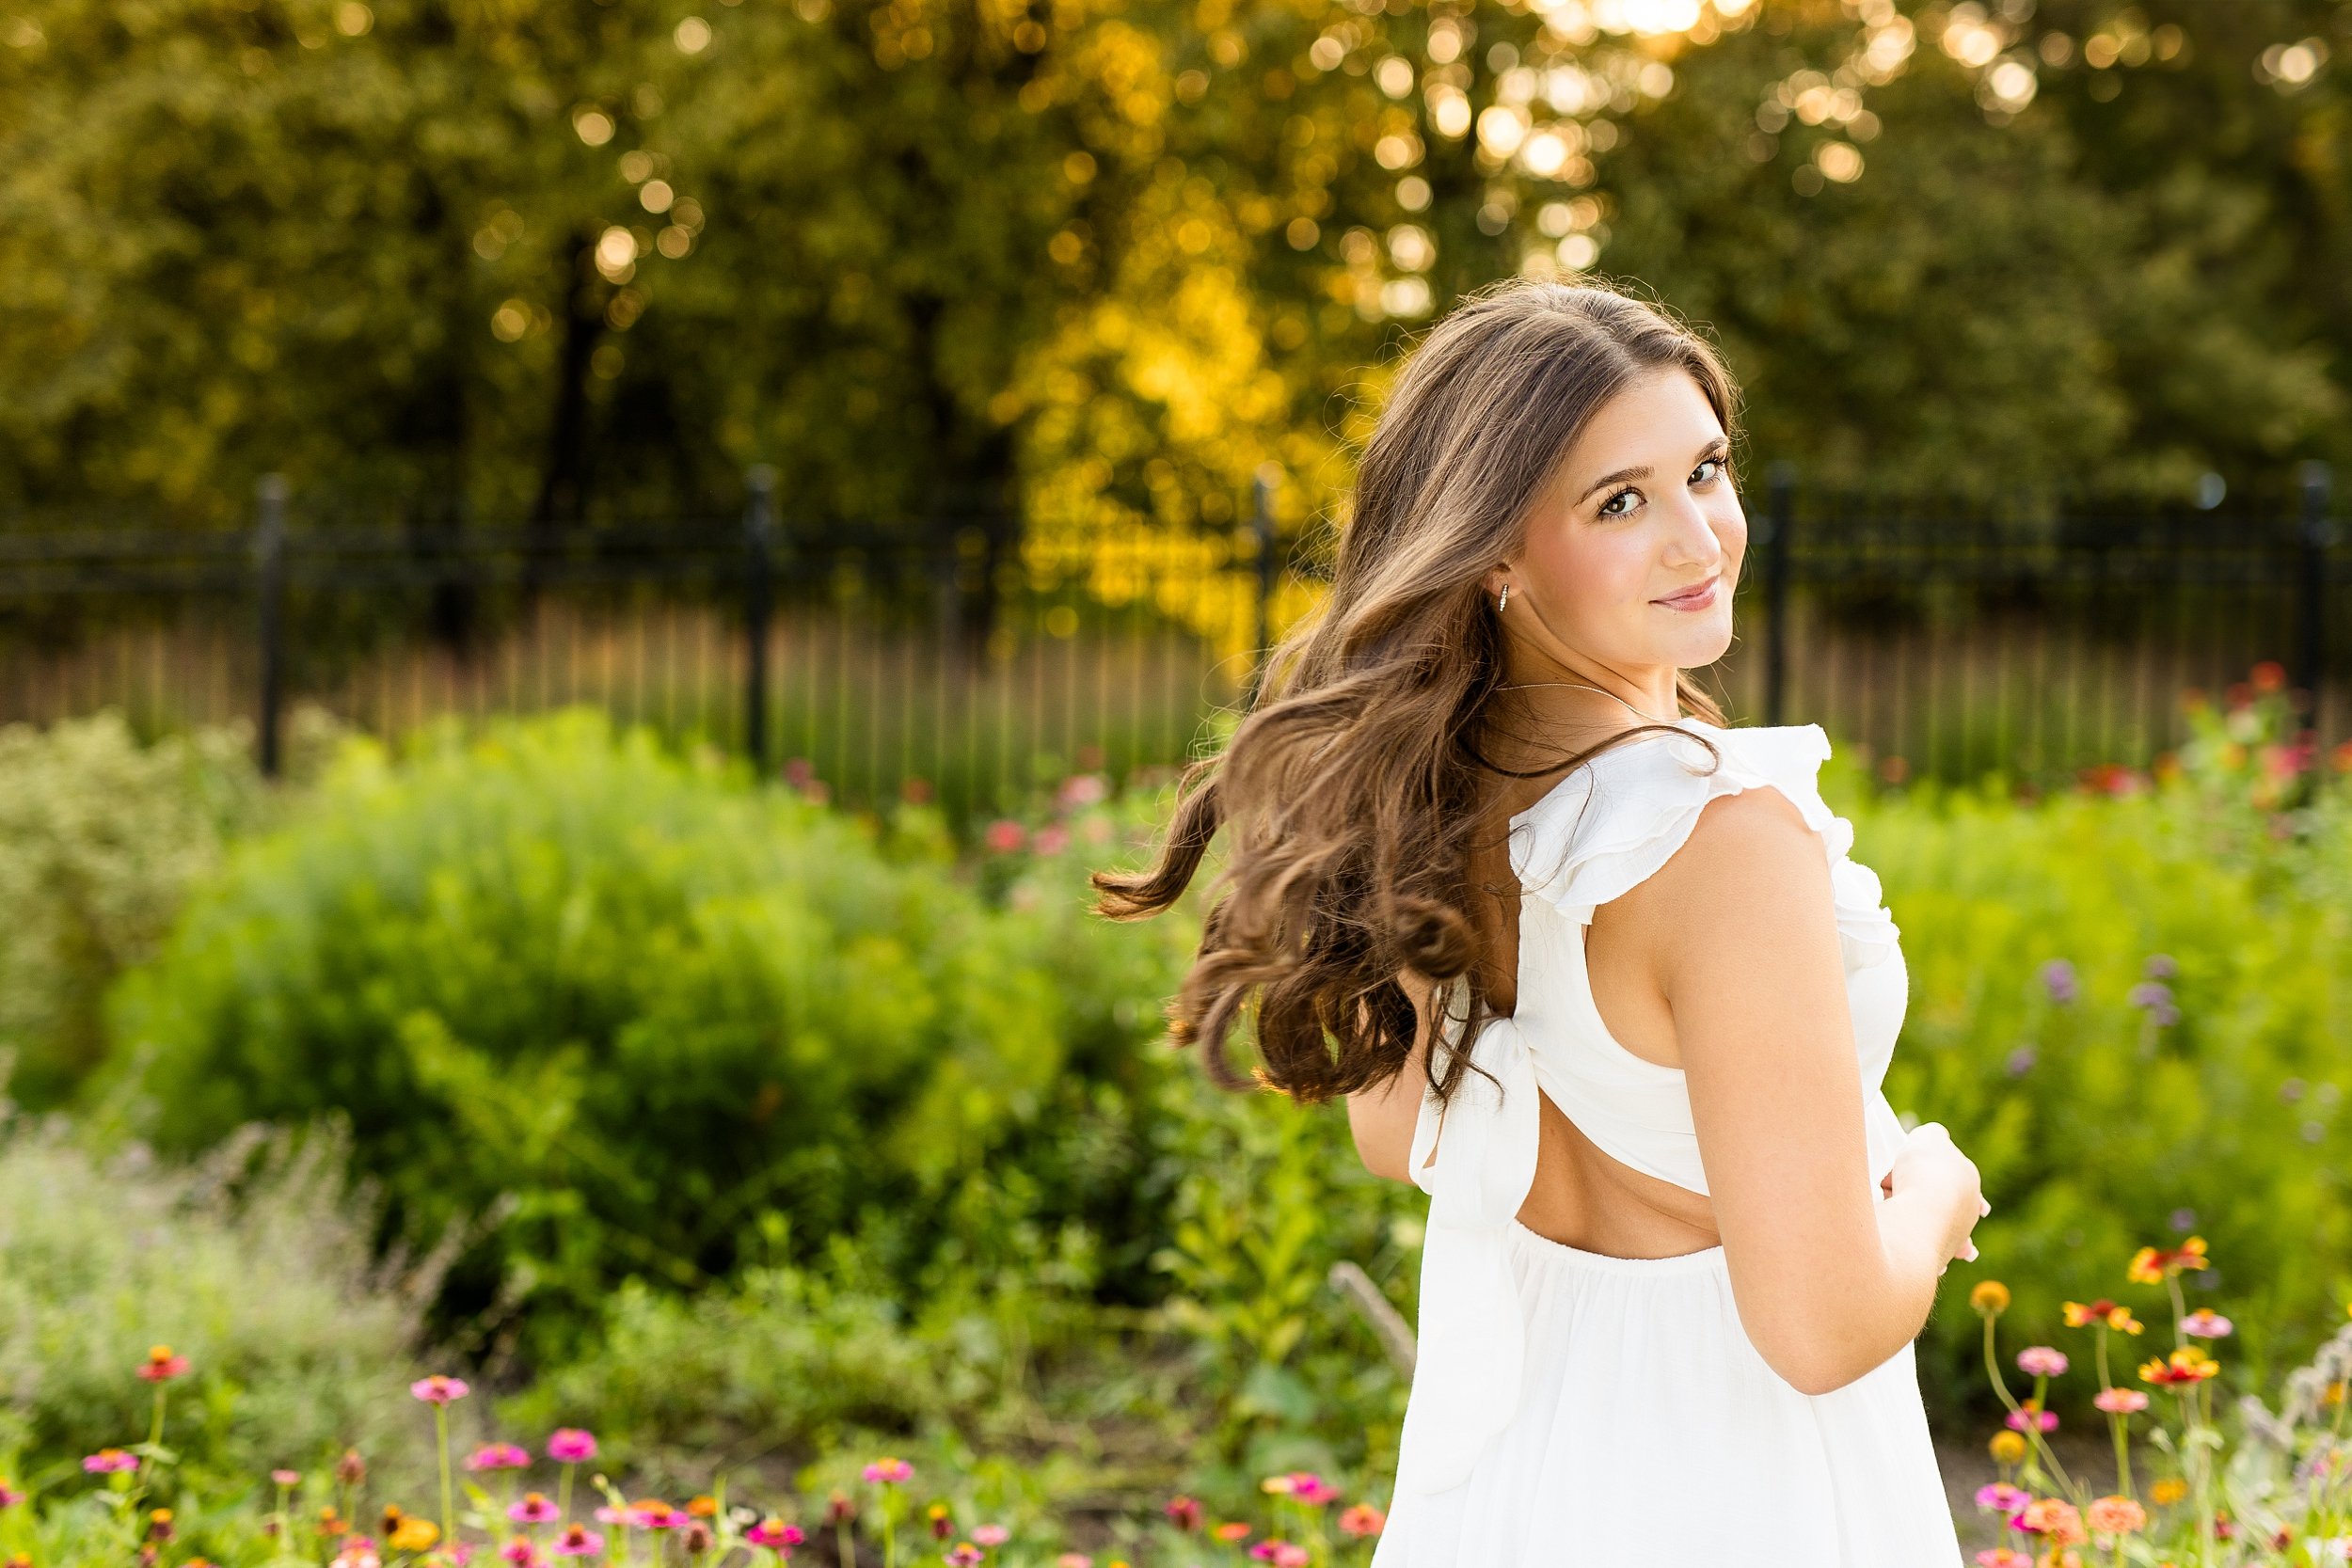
[1616,780,1833,927]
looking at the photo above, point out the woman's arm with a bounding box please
[1613,784,1980,1396]
[1345,974,1436,1183]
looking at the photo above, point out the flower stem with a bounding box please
[1982,1313,2078,1498]
[149,1385,167,1449]
[436,1405,456,1549]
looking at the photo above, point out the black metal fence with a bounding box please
[1,465,2342,814]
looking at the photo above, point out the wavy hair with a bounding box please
[1089,277,1745,1109]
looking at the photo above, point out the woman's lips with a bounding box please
[1652,574,1721,610]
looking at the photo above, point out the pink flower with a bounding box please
[633,1504,688,1530]
[498,1538,542,1568]
[83,1449,139,1474]
[2094,1387,2151,1414]
[1975,1551,2033,1568]
[744,1521,805,1550]
[1032,825,1070,856]
[335,1547,382,1568]
[592,1508,631,1527]
[1163,1496,1203,1529]
[2006,1406,2058,1433]
[1285,1473,1340,1506]
[2016,1347,2069,1377]
[1056,1557,1093,1568]
[445,1545,478,1567]
[1338,1503,1386,1538]
[1248,1546,1310,1568]
[271,1470,302,1488]
[549,1526,604,1559]
[137,1345,192,1383]
[2182,1309,2233,1338]
[943,1548,982,1567]
[971,1526,1009,1546]
[1976,1483,2031,1513]
[410,1376,470,1405]
[0,1481,24,1508]
[982,820,1025,853]
[862,1458,914,1485]
[508,1494,563,1526]
[465,1444,532,1473]
[546,1430,598,1464]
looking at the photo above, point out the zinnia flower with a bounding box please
[137,1345,191,1383]
[1975,1483,2031,1513]
[742,1522,803,1550]
[272,1470,302,1488]
[2150,1478,2189,1506]
[971,1526,1009,1546]
[943,1547,982,1568]
[545,1430,597,1464]
[549,1527,603,1559]
[1212,1523,1252,1543]
[2181,1308,2233,1338]
[83,1449,139,1474]
[465,1445,532,1473]
[0,1481,23,1509]
[1056,1557,1093,1568]
[862,1458,914,1485]
[497,1539,541,1568]
[390,1519,441,1552]
[2006,1402,2058,1433]
[507,1494,562,1526]
[2086,1497,2147,1534]
[2017,1347,2069,1377]
[2127,1237,2210,1285]
[1975,1551,2033,1567]
[409,1376,470,1405]
[2094,1387,2150,1414]
[1163,1497,1203,1529]
[1988,1431,2027,1465]
[1970,1280,2011,1317]
[1338,1504,1386,1538]
[2140,1347,2220,1386]
[2017,1497,2086,1545]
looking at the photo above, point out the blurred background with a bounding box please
[4,0,2352,1558]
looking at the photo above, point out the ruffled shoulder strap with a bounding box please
[1508,720,1851,925]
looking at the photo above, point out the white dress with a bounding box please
[1370,719,1964,1567]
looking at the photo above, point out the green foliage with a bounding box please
[0,713,268,1110]
[6,0,2344,531]
[0,1111,429,1488]
[1846,719,2352,1411]
[102,709,1174,1362]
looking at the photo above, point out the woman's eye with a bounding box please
[1600,488,1639,517]
[1692,456,1725,484]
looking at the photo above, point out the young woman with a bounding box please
[1092,277,1988,1562]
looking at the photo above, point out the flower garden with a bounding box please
[1,668,2348,1565]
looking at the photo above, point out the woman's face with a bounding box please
[1489,367,1746,678]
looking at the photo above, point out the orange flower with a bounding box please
[2086,1497,2146,1534]
[1971,1280,2011,1316]
[2061,1299,2143,1334]
[2019,1497,2087,1545]
[2139,1346,2220,1386]
[2127,1237,2209,1284]
[2151,1478,2189,1506]
[1989,1432,2027,1465]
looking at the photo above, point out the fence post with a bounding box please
[2295,460,2332,737]
[1763,461,1797,727]
[743,465,777,775]
[252,473,289,778]
[1248,464,1279,708]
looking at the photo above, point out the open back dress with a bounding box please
[1368,718,1964,1566]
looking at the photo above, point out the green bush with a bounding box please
[0,1109,429,1487]
[102,709,1175,1362]
[1846,702,2352,1413]
[0,713,265,1109]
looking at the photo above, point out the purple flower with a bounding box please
[465,1444,532,1473]
[2144,954,2177,980]
[2004,1045,2037,1078]
[2040,959,2077,1005]
[545,1429,597,1464]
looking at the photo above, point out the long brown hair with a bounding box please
[1089,277,1746,1110]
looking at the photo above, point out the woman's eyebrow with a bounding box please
[1572,437,1731,506]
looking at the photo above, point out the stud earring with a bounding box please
[1497,582,1510,612]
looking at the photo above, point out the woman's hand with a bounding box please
[1882,1121,1989,1268]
